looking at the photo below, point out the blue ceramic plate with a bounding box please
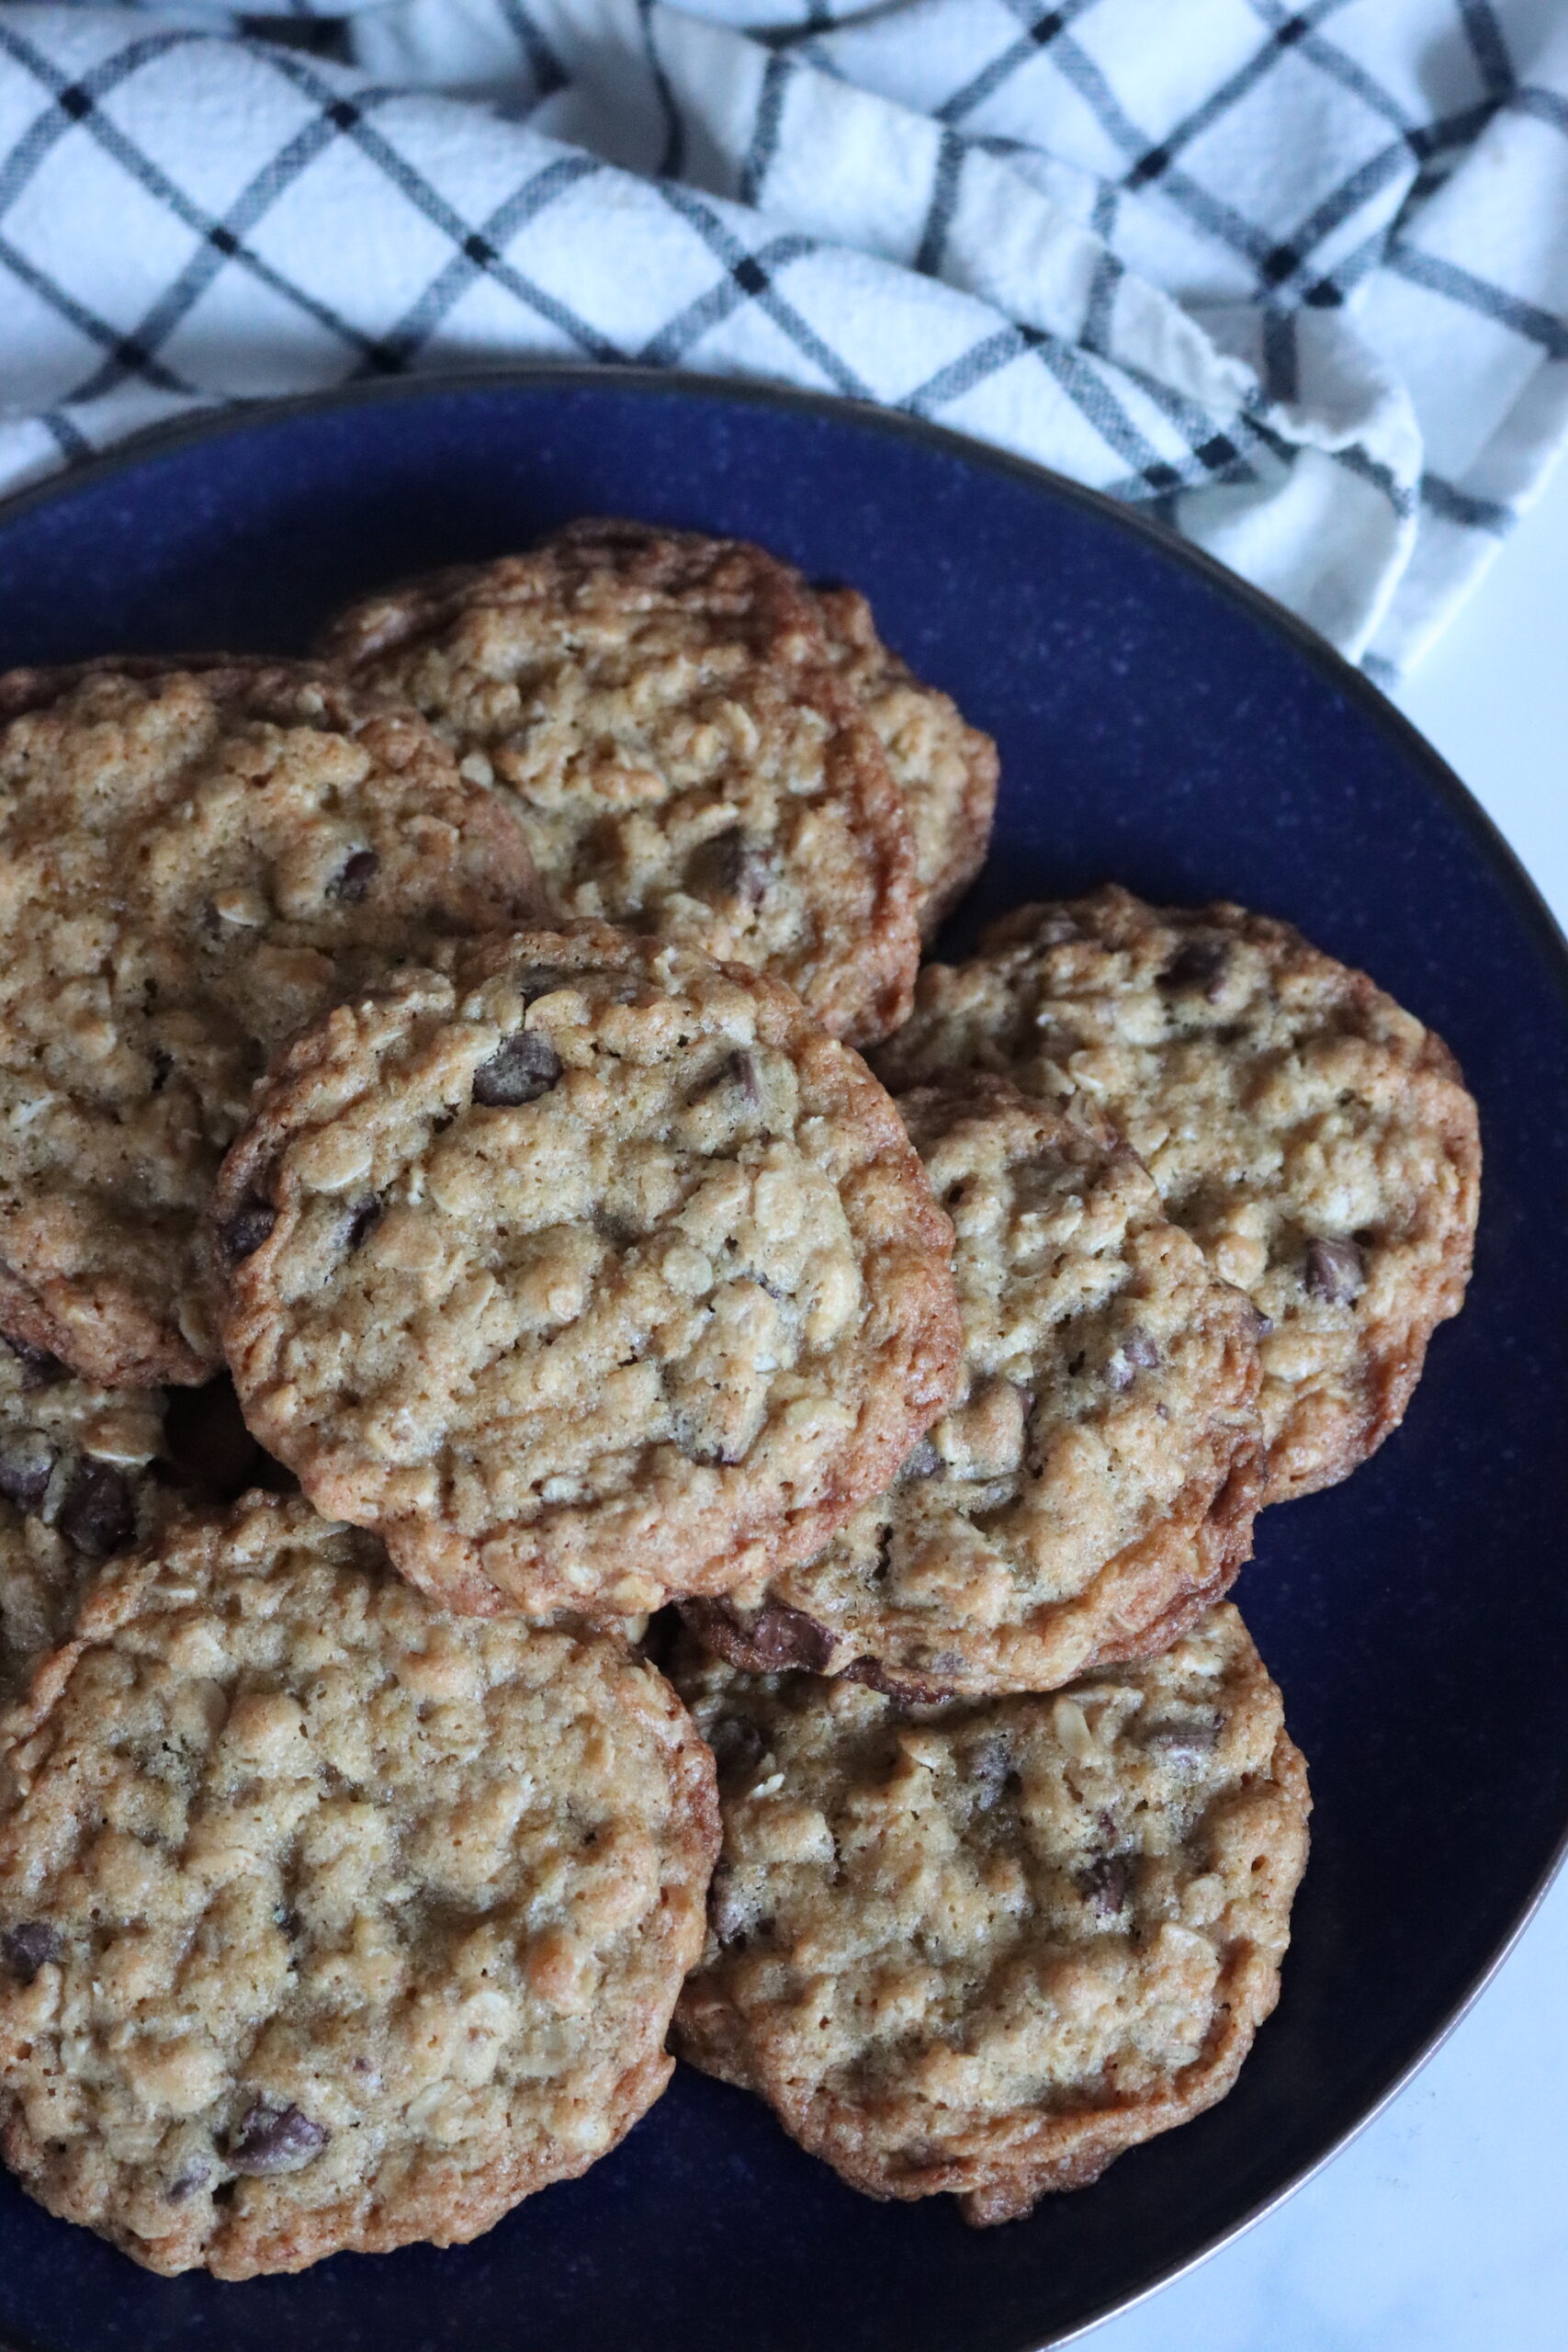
[0,372,1563,2352]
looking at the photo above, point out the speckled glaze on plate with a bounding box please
[0,371,1563,2352]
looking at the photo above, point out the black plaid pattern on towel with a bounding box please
[5,0,1567,672]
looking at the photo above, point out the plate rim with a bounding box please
[0,361,1563,2352]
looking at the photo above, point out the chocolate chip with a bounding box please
[706,1713,767,1792]
[0,1433,53,1514]
[1303,1236,1364,1306]
[57,1462,134,1559]
[1076,1854,1132,1918]
[900,1436,942,1480]
[328,848,378,904]
[746,1604,834,1674]
[472,1030,562,1108]
[1160,937,1229,999]
[1142,1716,1220,1770]
[2,1921,62,1981]
[228,2101,329,2176]
[690,827,771,909]
[166,2163,211,2202]
[161,1377,264,1502]
[1106,1329,1159,1391]
[723,1049,761,1109]
[221,1196,276,1261]
[1,1333,63,1389]
[341,1196,381,1252]
[690,1048,762,1112]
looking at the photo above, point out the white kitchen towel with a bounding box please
[1,1,1565,673]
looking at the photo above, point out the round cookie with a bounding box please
[0,1492,717,2277]
[874,887,1480,1500]
[674,1601,1309,2224]
[0,658,539,1388]
[0,1336,169,1707]
[210,928,963,1620]
[815,587,998,936]
[316,521,921,1046]
[685,1076,1261,1699]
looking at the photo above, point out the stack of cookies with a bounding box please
[0,521,1479,2278]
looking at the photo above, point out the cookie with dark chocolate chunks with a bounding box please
[875,886,1480,1499]
[0,657,538,1385]
[317,521,920,1046]
[211,928,962,1622]
[683,1076,1261,1698]
[674,1603,1309,2224]
[0,1492,717,2276]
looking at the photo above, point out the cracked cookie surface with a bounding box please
[674,1602,1308,2223]
[874,887,1480,1499]
[0,1492,717,2277]
[816,587,997,937]
[685,1077,1261,1698]
[0,659,538,1387]
[212,929,962,1620]
[317,522,921,1046]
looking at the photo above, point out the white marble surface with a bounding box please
[1086,452,1568,2352]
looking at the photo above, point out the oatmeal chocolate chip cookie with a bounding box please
[211,928,963,1621]
[685,1077,1261,1699]
[317,520,921,1046]
[674,1600,1309,2225]
[0,658,538,1389]
[815,587,998,936]
[0,1334,169,1706]
[874,886,1480,1500]
[0,1492,717,2277]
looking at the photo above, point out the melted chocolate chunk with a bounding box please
[1141,1716,1220,1770]
[472,1030,562,1108]
[1160,936,1230,1000]
[1076,1854,1132,1918]
[328,847,378,904]
[746,1604,834,1674]
[221,1196,276,1261]
[900,1435,942,1480]
[58,1461,135,1559]
[2,1921,62,1981]
[0,1432,53,1514]
[1303,1235,1364,1306]
[690,827,771,909]
[227,2101,329,2176]
[1107,1329,1160,1390]
[341,1196,382,1252]
[161,1377,265,1501]
[705,1712,768,1793]
[690,1049,762,1112]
